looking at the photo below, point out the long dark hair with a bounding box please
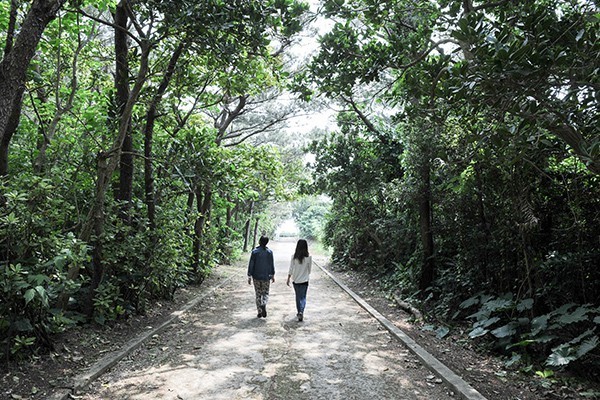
[293,239,309,263]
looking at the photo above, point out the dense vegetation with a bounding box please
[1,0,599,384]
[0,0,309,360]
[297,0,599,376]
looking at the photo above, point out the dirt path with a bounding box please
[77,240,456,399]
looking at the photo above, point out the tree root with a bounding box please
[393,293,424,321]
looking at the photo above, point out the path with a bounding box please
[78,239,456,399]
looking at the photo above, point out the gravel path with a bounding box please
[78,240,455,399]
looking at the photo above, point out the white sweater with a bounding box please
[288,256,312,284]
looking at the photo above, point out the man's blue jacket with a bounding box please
[247,246,275,281]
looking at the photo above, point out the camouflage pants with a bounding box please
[253,279,271,312]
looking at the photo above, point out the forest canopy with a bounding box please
[1,0,599,377]
[299,0,599,372]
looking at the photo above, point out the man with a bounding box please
[248,236,275,318]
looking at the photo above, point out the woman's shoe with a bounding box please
[297,313,303,322]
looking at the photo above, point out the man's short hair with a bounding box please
[259,236,269,247]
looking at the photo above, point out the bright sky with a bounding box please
[276,218,299,236]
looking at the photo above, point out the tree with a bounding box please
[298,0,600,369]
[0,0,68,178]
[445,0,599,174]
[292,196,330,241]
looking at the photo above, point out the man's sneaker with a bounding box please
[297,313,303,322]
[261,305,267,318]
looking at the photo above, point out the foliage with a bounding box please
[459,294,600,369]
[0,0,309,361]
[291,196,330,241]
[298,0,600,377]
[0,236,89,357]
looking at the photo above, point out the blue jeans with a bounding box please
[293,282,309,314]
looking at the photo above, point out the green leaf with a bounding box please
[14,319,34,332]
[474,316,501,329]
[35,286,49,308]
[504,352,521,367]
[29,274,50,285]
[535,369,554,378]
[436,326,450,339]
[24,288,35,305]
[491,323,517,338]
[558,306,590,324]
[546,344,576,366]
[531,315,549,336]
[551,303,575,316]
[517,298,534,312]
[459,295,480,309]
[580,391,600,398]
[576,336,599,358]
[482,297,513,312]
[469,327,488,338]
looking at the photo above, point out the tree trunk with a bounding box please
[58,36,151,310]
[192,185,212,275]
[226,196,233,231]
[144,42,186,229]
[3,0,18,57]
[252,218,259,250]
[83,157,107,317]
[242,201,254,252]
[418,159,435,292]
[0,0,20,181]
[192,188,203,274]
[144,114,156,229]
[473,162,491,281]
[0,86,24,179]
[58,154,108,311]
[114,1,133,223]
[0,0,67,161]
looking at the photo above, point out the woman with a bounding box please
[286,239,312,321]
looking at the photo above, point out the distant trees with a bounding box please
[292,196,330,240]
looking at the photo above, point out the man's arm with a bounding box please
[247,252,255,284]
[269,251,275,283]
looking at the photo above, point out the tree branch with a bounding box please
[472,0,512,12]
[340,95,381,135]
[75,7,143,46]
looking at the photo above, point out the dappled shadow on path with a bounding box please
[79,240,453,400]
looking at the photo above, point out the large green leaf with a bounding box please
[558,306,590,325]
[459,295,480,309]
[546,345,576,366]
[14,319,34,332]
[530,315,549,336]
[468,327,489,338]
[491,323,517,339]
[24,288,36,305]
[576,336,599,358]
[516,298,534,312]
